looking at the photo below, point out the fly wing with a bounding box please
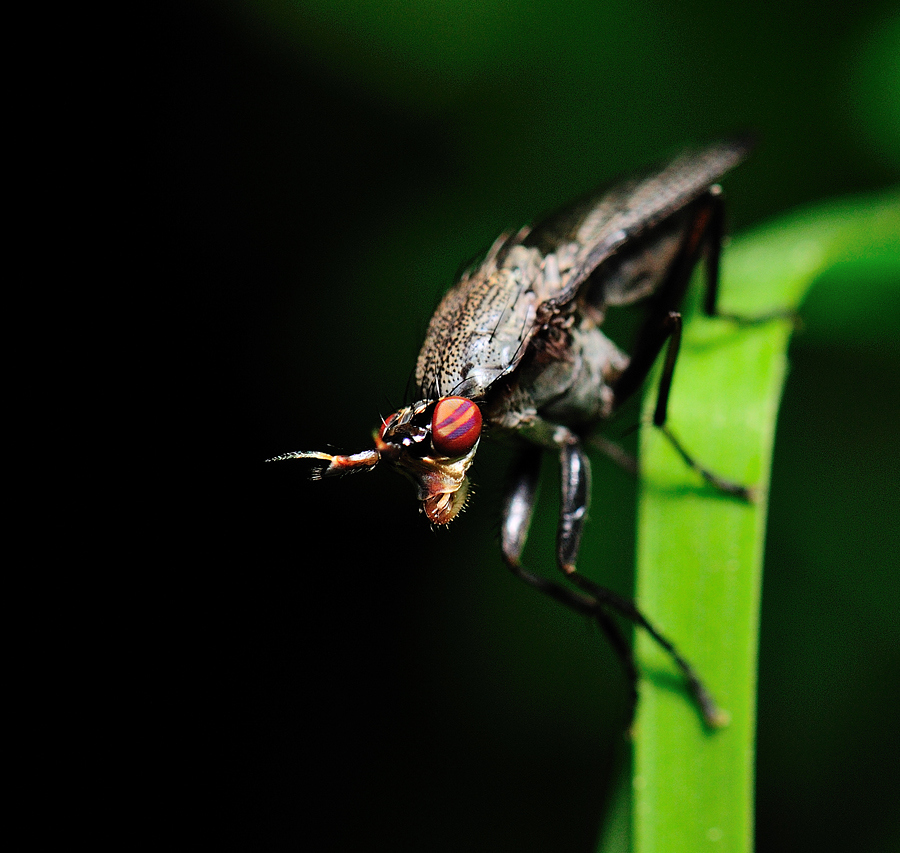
[415,231,544,400]
[414,138,753,401]
[524,136,754,307]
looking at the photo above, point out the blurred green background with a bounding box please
[161,1,899,850]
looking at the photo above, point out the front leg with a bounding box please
[500,445,599,618]
[557,433,590,573]
[501,443,640,721]
[553,429,728,728]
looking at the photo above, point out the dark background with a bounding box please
[155,2,899,850]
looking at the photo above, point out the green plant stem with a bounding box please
[595,190,900,853]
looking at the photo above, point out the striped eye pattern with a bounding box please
[431,397,482,457]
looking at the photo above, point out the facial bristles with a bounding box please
[423,477,471,525]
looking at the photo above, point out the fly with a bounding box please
[270,137,763,728]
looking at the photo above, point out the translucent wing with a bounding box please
[415,137,753,400]
[415,230,543,400]
[524,136,754,304]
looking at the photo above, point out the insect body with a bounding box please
[271,138,757,727]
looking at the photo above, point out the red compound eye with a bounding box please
[431,397,482,457]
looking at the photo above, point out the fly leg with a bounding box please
[554,431,728,728]
[500,446,601,618]
[653,312,752,499]
[611,190,755,499]
[700,187,796,324]
[500,438,726,728]
[500,446,641,720]
[612,189,726,407]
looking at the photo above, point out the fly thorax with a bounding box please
[537,326,627,424]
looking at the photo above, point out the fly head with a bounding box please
[270,396,483,527]
[375,396,482,525]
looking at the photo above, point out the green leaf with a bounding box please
[598,190,900,852]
